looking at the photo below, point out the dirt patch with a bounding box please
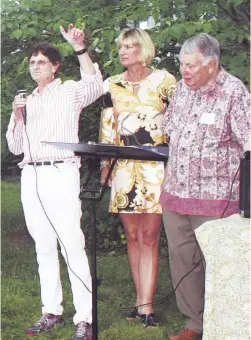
[7,230,34,248]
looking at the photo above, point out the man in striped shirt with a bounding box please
[6,24,103,340]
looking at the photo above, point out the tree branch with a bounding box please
[217,2,250,28]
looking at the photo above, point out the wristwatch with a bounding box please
[76,48,88,55]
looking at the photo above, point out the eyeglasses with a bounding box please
[29,60,52,67]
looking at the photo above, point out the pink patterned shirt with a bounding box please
[160,68,250,217]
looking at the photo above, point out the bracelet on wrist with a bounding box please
[76,48,88,55]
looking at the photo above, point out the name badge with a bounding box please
[199,113,216,125]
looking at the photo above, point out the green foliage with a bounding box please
[1,0,250,173]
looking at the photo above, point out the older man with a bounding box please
[160,33,250,340]
[6,24,103,340]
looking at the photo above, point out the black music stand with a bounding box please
[43,142,168,340]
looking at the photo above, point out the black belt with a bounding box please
[27,161,64,166]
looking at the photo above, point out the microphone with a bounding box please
[17,89,27,125]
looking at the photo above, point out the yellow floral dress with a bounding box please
[99,69,176,213]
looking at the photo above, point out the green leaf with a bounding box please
[27,28,37,37]
[6,22,14,29]
[227,30,237,40]
[53,15,62,21]
[203,23,212,33]
[92,28,103,36]
[11,29,22,39]
[57,43,74,57]
[98,41,106,50]
[31,15,39,21]
[164,20,172,27]
[184,24,197,36]
[160,27,170,40]
[104,60,112,67]
[113,63,124,74]
[75,18,83,28]
[237,34,244,43]
[168,26,182,40]
[58,19,69,28]
[17,14,27,20]
[228,0,243,6]
[152,9,160,24]
[109,46,117,59]
[17,57,28,75]
[79,21,86,30]
[103,29,115,42]
[28,21,38,27]
[43,0,52,7]
[92,37,100,48]
[53,23,61,32]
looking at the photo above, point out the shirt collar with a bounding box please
[32,78,62,96]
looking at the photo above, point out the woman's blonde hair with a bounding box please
[117,28,155,66]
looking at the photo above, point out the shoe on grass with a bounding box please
[26,313,65,336]
[140,313,160,329]
[72,321,92,340]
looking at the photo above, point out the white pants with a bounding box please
[21,162,92,325]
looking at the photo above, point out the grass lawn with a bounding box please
[1,180,186,340]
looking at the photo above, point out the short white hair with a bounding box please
[180,33,220,66]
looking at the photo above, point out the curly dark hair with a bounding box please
[28,43,62,66]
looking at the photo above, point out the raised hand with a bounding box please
[60,24,85,49]
[60,23,96,75]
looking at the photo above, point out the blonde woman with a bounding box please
[99,28,176,328]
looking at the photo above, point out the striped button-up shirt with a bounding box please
[160,68,250,217]
[6,64,103,167]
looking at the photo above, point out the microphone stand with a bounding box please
[80,157,118,340]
